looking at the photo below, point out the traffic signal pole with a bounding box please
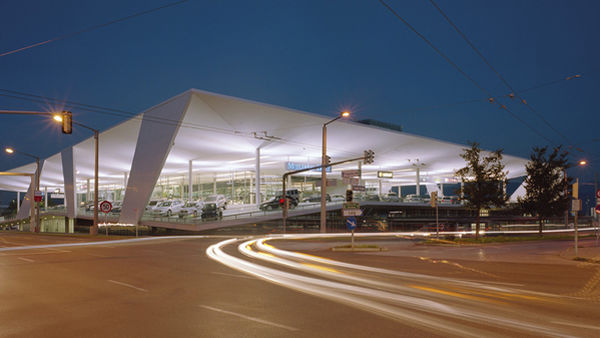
[281,154,372,233]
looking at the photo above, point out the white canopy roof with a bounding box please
[0,89,528,193]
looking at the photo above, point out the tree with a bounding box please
[455,142,507,239]
[518,146,570,236]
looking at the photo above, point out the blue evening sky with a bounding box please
[0,0,598,184]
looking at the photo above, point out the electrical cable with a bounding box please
[428,0,572,143]
[377,0,554,145]
[0,0,189,58]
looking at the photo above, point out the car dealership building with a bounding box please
[0,89,528,228]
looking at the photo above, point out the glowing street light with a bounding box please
[320,111,351,233]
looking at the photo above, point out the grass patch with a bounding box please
[334,244,381,249]
[573,257,600,264]
[423,234,579,245]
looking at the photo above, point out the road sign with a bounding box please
[346,216,357,230]
[342,209,362,217]
[99,200,112,214]
[343,177,359,185]
[352,185,365,191]
[572,199,581,211]
[377,171,393,178]
[595,205,600,215]
[342,170,361,178]
[596,189,600,199]
[34,190,42,202]
[343,202,360,209]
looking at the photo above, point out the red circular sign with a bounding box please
[596,189,600,199]
[99,200,112,214]
[595,204,600,215]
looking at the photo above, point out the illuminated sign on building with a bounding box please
[285,162,331,172]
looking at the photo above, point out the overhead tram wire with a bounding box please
[388,73,581,115]
[0,0,190,58]
[428,0,572,144]
[377,0,554,145]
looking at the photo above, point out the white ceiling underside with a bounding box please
[0,89,528,192]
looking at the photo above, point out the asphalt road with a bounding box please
[1,232,600,337]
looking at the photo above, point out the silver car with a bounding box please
[152,200,184,217]
[178,200,204,218]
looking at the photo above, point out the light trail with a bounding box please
[206,234,589,337]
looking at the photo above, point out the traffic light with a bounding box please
[430,191,437,207]
[364,149,375,164]
[62,111,72,134]
[346,189,353,202]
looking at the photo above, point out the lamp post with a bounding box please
[574,159,587,256]
[5,147,40,232]
[320,111,350,233]
[53,113,100,235]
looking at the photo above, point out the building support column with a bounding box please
[44,186,48,210]
[188,160,193,201]
[17,191,20,212]
[255,147,261,206]
[416,167,421,196]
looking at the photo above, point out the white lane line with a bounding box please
[211,271,257,280]
[199,305,299,332]
[17,257,34,263]
[552,321,600,331]
[107,280,148,292]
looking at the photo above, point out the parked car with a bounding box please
[146,199,165,211]
[110,201,123,213]
[204,194,228,209]
[152,200,184,217]
[405,194,430,203]
[302,194,331,203]
[383,192,401,202]
[201,203,223,220]
[439,195,460,204]
[260,195,299,211]
[178,200,204,218]
[330,194,346,202]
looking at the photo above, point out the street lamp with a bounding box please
[53,111,100,235]
[320,111,350,233]
[5,146,40,232]
[573,159,587,256]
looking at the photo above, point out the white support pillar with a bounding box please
[17,191,20,212]
[255,147,261,206]
[416,167,421,196]
[188,160,193,201]
[61,147,77,219]
[86,178,90,202]
[440,183,444,196]
[231,172,235,201]
[123,172,128,201]
[213,176,217,194]
[119,91,191,225]
[44,186,48,210]
[460,181,464,204]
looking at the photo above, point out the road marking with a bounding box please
[552,321,600,330]
[199,305,299,331]
[211,272,256,280]
[107,280,148,292]
[17,257,34,263]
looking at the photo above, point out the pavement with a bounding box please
[1,231,600,337]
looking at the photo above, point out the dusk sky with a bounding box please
[0,0,598,183]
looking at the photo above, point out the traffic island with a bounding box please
[331,244,387,252]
